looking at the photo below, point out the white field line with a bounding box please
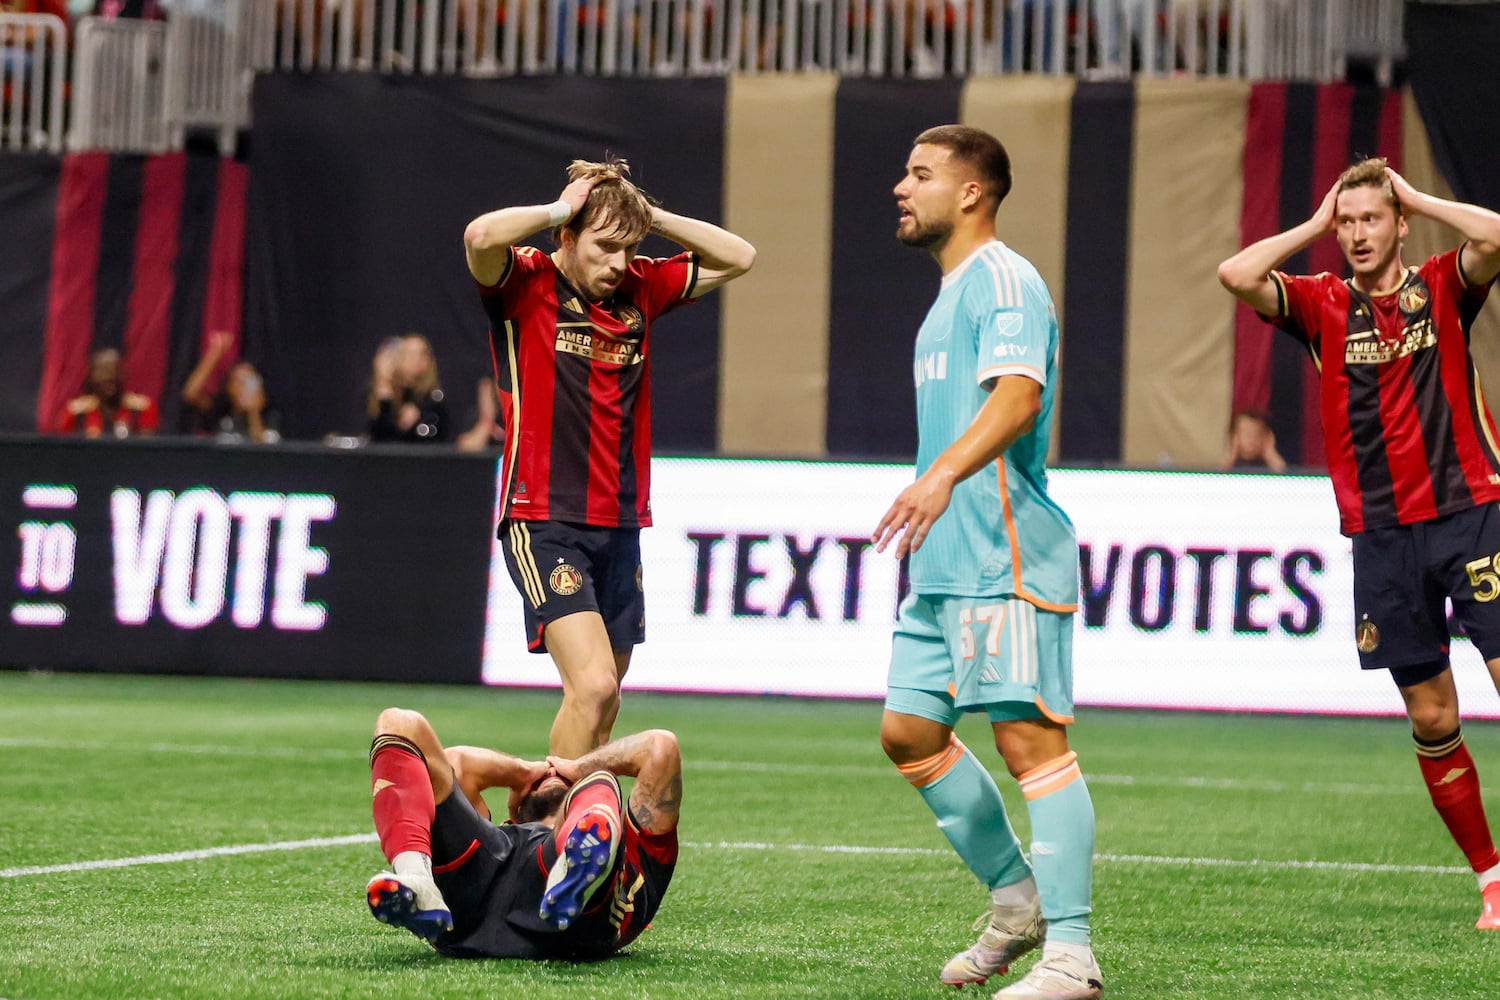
[0,738,1420,797]
[0,833,1469,879]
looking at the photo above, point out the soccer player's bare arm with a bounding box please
[648,207,756,295]
[1387,168,1500,286]
[1218,181,1339,316]
[462,175,600,285]
[548,729,682,835]
[443,745,549,819]
[873,376,1041,559]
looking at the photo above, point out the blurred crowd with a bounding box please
[50,332,500,452]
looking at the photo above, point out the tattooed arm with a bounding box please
[549,729,682,836]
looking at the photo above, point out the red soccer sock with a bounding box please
[1415,728,1500,874]
[370,734,435,863]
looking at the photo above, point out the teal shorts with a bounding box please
[884,592,1076,728]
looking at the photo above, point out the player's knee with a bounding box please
[1407,700,1459,740]
[374,706,429,739]
[565,672,621,718]
[643,728,680,767]
[880,721,939,766]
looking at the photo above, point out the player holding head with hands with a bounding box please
[364,705,682,960]
[873,125,1101,1000]
[463,158,754,758]
[1219,159,1500,930]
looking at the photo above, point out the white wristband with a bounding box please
[545,200,572,226]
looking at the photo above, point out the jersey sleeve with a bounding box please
[1264,270,1330,347]
[972,277,1052,389]
[477,245,551,318]
[1437,246,1492,305]
[631,252,699,320]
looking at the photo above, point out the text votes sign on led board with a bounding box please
[0,437,495,682]
[482,458,1500,718]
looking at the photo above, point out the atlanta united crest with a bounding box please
[549,563,583,596]
[1355,617,1380,653]
[614,303,645,335]
[1399,285,1428,315]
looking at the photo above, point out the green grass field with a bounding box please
[2,670,1498,999]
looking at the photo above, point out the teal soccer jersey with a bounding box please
[908,240,1077,609]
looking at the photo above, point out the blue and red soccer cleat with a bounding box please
[366,871,453,943]
[539,771,623,931]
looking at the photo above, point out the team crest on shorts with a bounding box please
[549,564,583,597]
[1356,616,1380,653]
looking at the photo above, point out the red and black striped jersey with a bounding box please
[478,246,698,528]
[1270,247,1500,535]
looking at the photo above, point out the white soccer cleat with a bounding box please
[940,902,1046,986]
[366,870,453,943]
[991,950,1103,999]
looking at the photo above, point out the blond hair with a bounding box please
[556,156,655,246]
[1337,157,1399,214]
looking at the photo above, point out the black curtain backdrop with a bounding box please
[245,73,727,446]
[1058,82,1134,463]
[1406,2,1500,212]
[0,155,59,432]
[825,79,963,459]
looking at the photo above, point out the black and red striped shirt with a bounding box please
[478,246,697,528]
[1271,247,1500,535]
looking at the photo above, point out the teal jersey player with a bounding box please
[909,239,1076,610]
[875,125,1101,1000]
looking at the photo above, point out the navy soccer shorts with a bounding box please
[1352,502,1500,682]
[499,518,645,654]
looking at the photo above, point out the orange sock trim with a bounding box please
[1018,751,1081,801]
[897,734,966,788]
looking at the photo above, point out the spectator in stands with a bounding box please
[181,330,281,444]
[91,0,163,19]
[1218,409,1287,473]
[368,332,451,443]
[455,375,501,453]
[56,347,159,438]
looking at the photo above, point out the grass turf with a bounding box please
[1,670,1498,998]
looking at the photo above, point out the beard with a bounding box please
[897,214,951,249]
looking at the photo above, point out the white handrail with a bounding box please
[0,13,67,154]
[52,0,1407,157]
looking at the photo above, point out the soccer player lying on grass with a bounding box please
[365,707,680,959]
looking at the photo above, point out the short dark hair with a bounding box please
[913,124,1013,209]
[514,782,568,824]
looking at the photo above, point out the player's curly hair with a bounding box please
[557,155,656,246]
[1337,157,1399,215]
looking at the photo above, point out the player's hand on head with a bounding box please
[558,176,600,220]
[1384,167,1421,216]
[503,758,552,821]
[1312,181,1340,232]
[545,754,583,783]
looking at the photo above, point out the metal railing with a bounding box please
[0,13,67,154]
[43,0,1406,155]
[69,16,171,153]
[242,0,1407,81]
